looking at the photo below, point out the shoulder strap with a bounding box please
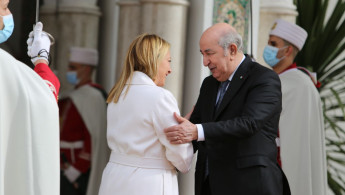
[88,83,108,100]
[296,67,321,88]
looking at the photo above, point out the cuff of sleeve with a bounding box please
[197,124,205,141]
[34,63,48,70]
[64,165,81,183]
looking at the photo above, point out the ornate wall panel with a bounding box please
[213,0,251,53]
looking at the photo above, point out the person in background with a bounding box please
[164,23,290,195]
[263,18,327,195]
[98,33,193,195]
[0,0,60,194]
[59,47,109,195]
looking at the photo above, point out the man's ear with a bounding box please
[229,44,237,56]
[286,45,293,56]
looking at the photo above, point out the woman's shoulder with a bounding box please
[150,86,177,103]
[130,84,177,105]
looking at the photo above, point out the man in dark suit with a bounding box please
[164,23,290,195]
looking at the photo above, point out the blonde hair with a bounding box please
[107,33,170,103]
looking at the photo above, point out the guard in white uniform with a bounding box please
[59,47,109,195]
[263,19,327,195]
[0,3,60,194]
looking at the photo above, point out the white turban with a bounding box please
[69,47,98,66]
[269,19,308,51]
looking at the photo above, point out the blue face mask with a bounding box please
[263,45,287,67]
[66,71,80,85]
[0,14,14,44]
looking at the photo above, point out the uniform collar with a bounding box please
[280,62,297,74]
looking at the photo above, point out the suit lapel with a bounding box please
[207,79,220,121]
[214,56,252,119]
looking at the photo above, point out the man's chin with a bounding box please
[212,73,220,80]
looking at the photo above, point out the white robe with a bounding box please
[99,71,193,195]
[0,49,60,195]
[279,68,327,195]
[68,84,109,195]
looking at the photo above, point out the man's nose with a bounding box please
[203,56,210,67]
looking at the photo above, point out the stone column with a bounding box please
[182,0,213,113]
[179,1,213,194]
[115,0,141,80]
[41,0,56,9]
[257,0,297,66]
[250,0,261,60]
[140,0,189,106]
[98,0,120,92]
[41,0,101,93]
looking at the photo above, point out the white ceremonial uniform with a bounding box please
[0,49,60,195]
[99,71,193,195]
[279,68,327,195]
[67,84,109,195]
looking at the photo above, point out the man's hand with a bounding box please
[164,112,198,144]
[27,22,51,66]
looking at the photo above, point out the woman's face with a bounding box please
[154,50,171,87]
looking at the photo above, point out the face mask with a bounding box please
[263,45,287,67]
[66,71,80,85]
[0,14,14,44]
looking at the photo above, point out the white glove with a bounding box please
[64,165,81,183]
[27,22,51,65]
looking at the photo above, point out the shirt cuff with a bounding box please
[197,124,205,141]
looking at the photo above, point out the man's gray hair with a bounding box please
[218,31,243,56]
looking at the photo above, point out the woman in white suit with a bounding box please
[98,34,193,195]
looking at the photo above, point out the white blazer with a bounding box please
[99,71,193,195]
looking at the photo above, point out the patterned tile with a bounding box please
[213,0,251,53]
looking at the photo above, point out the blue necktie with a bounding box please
[205,80,230,179]
[215,80,230,111]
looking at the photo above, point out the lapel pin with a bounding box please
[240,76,243,79]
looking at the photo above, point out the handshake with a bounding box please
[27,22,52,66]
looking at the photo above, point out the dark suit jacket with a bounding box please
[190,55,290,195]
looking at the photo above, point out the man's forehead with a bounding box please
[200,37,223,52]
[200,36,219,51]
[199,48,215,53]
